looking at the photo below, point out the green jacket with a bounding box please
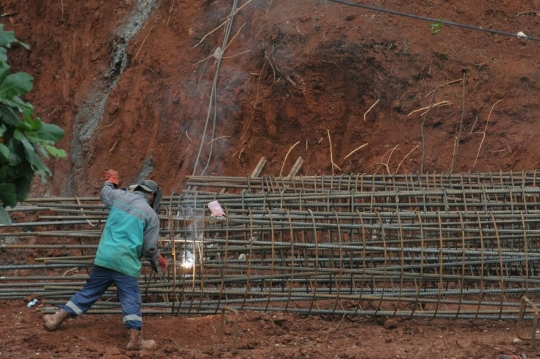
[94,182,160,278]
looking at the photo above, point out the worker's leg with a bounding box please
[44,265,113,331]
[113,271,156,350]
[112,270,143,330]
[62,265,114,317]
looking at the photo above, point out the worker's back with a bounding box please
[95,183,159,277]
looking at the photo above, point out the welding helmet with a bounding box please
[136,179,162,213]
[137,179,159,193]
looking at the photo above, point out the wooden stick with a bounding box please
[425,79,462,97]
[62,267,78,276]
[279,141,301,177]
[76,196,98,227]
[450,71,467,173]
[420,87,439,173]
[399,90,409,101]
[194,20,228,48]
[327,129,341,173]
[109,141,118,153]
[342,159,352,173]
[374,162,391,175]
[363,99,380,122]
[171,129,186,153]
[407,101,452,117]
[207,136,230,146]
[265,51,276,80]
[222,0,256,21]
[221,23,246,54]
[133,26,154,61]
[266,0,273,13]
[136,60,157,74]
[195,23,246,65]
[322,60,344,72]
[326,313,347,339]
[343,143,368,159]
[0,11,19,17]
[167,0,175,26]
[241,59,267,139]
[196,56,210,96]
[295,22,302,35]
[469,115,478,135]
[222,49,252,59]
[194,52,216,66]
[374,145,399,175]
[449,136,459,173]
[473,99,504,167]
[395,145,419,174]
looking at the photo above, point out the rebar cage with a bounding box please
[2,171,540,327]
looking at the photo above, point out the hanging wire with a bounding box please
[326,0,540,41]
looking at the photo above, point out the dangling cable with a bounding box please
[193,0,239,176]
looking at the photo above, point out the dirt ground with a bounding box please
[0,299,536,359]
[2,0,540,358]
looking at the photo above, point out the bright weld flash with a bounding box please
[181,251,194,269]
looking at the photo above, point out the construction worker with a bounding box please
[42,169,168,351]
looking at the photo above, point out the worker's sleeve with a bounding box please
[141,212,160,260]
[100,182,117,208]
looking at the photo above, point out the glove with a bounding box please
[103,169,119,187]
[150,253,167,276]
[150,257,162,276]
[157,253,168,272]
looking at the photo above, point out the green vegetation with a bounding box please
[430,19,443,34]
[0,24,66,224]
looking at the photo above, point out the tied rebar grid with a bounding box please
[2,172,540,321]
[186,170,540,193]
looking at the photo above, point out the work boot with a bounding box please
[126,329,156,351]
[43,309,70,331]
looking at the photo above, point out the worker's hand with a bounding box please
[150,254,167,278]
[150,258,162,276]
[157,253,168,272]
[103,169,119,187]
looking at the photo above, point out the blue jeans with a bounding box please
[62,265,143,330]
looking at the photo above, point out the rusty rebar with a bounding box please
[4,172,540,322]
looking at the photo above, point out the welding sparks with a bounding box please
[180,250,195,269]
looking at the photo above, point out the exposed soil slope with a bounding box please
[2,0,540,358]
[4,0,540,195]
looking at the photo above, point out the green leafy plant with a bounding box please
[0,24,66,224]
[430,19,443,34]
